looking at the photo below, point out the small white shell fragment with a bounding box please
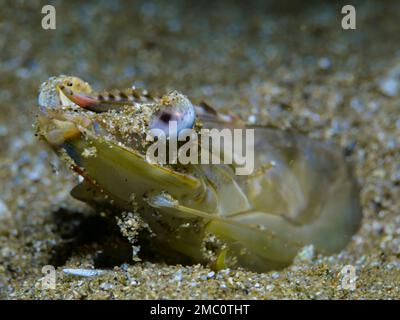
[81,146,97,158]
[0,200,11,219]
[378,77,398,97]
[148,193,178,208]
[248,114,257,124]
[318,57,331,69]
[62,268,105,277]
[294,245,315,262]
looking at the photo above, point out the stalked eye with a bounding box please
[149,91,195,138]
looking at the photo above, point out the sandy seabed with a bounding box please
[0,0,399,299]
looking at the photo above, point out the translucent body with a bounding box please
[36,75,362,272]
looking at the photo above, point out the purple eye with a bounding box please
[149,92,195,138]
